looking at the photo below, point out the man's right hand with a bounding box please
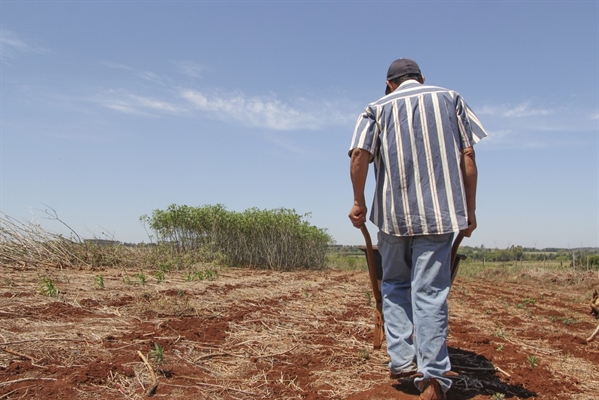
[460,211,477,237]
[349,204,367,228]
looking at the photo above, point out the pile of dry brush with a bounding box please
[0,211,147,270]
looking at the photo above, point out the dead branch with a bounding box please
[1,347,35,363]
[0,212,88,268]
[0,377,57,388]
[495,366,511,377]
[137,350,158,397]
[0,338,88,346]
[586,324,599,343]
[250,344,299,358]
[167,378,258,396]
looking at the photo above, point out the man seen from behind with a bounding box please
[348,58,487,400]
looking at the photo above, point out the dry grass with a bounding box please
[2,219,599,399]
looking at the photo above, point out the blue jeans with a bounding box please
[377,231,453,393]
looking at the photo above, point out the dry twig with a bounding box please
[586,324,599,343]
[137,350,158,397]
[0,377,57,388]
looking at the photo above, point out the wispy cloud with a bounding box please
[478,101,552,118]
[137,71,164,85]
[102,61,132,70]
[93,89,183,116]
[474,100,598,149]
[263,133,310,156]
[0,28,49,62]
[174,61,206,79]
[179,89,354,131]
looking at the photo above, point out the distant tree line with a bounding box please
[459,245,599,268]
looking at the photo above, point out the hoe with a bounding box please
[359,226,466,349]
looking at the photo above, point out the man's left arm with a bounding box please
[460,146,478,237]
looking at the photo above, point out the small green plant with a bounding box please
[134,272,147,286]
[154,270,165,283]
[486,309,492,315]
[494,327,507,339]
[185,271,194,282]
[359,349,370,360]
[149,343,164,362]
[496,344,503,352]
[491,393,506,400]
[95,275,105,289]
[204,269,218,280]
[40,278,57,297]
[159,263,171,273]
[561,317,577,325]
[123,276,132,285]
[523,298,536,306]
[365,291,373,307]
[527,355,538,368]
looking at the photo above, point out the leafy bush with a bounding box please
[141,204,332,270]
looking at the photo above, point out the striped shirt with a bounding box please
[349,80,488,236]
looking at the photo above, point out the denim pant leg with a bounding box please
[411,233,453,393]
[377,231,417,374]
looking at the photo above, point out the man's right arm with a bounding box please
[460,146,478,237]
[348,148,371,228]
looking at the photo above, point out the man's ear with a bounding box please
[420,75,426,84]
[386,80,398,93]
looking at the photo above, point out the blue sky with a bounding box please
[1,1,597,249]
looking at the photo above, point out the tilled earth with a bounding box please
[0,263,598,399]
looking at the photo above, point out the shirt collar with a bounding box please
[398,79,421,88]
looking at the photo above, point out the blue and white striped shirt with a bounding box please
[349,80,488,236]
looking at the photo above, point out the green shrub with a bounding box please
[140,204,332,270]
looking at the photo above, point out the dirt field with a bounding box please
[1,263,598,399]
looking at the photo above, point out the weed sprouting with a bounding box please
[155,270,165,283]
[494,327,507,339]
[135,272,147,286]
[359,349,370,360]
[527,355,538,368]
[149,343,164,362]
[95,275,105,289]
[40,277,57,297]
[365,291,373,307]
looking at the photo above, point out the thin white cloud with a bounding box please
[137,71,164,84]
[263,133,310,156]
[102,61,132,70]
[478,101,552,118]
[0,28,49,62]
[94,89,183,115]
[179,88,353,131]
[174,61,206,79]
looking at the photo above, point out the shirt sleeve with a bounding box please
[348,105,379,160]
[455,94,488,148]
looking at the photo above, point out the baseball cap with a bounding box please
[385,58,421,95]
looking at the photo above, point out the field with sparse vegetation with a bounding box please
[1,209,598,399]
